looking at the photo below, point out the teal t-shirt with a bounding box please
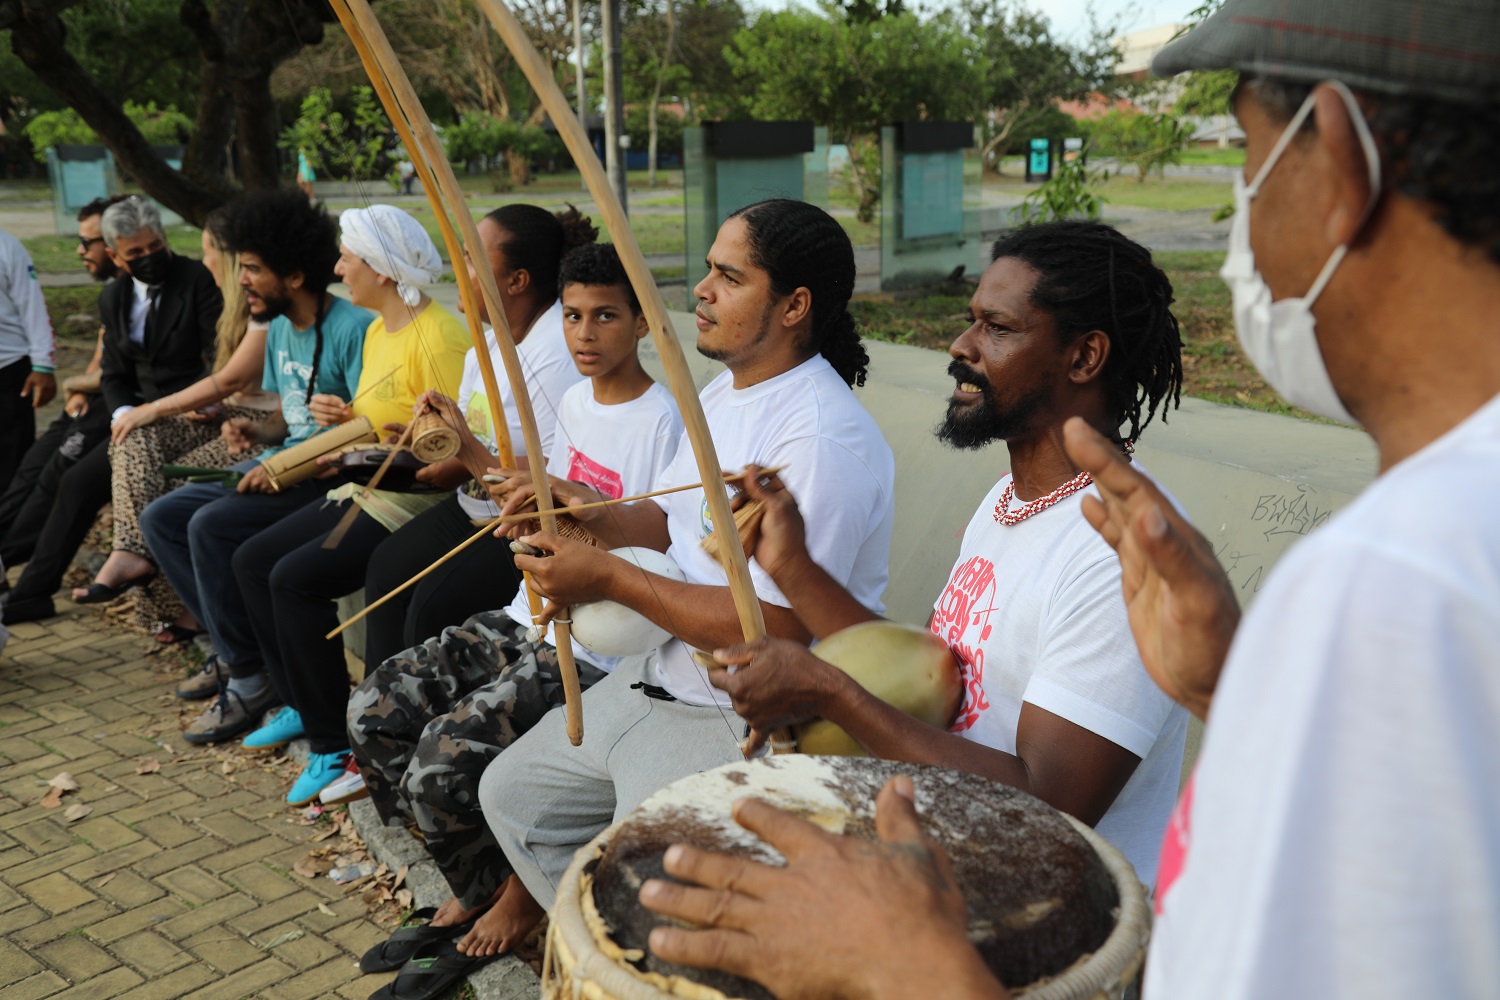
[260,296,373,458]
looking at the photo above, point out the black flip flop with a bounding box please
[152,624,203,646]
[358,907,473,974]
[367,937,495,1000]
[74,570,157,605]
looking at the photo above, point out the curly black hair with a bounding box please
[1248,77,1500,265]
[727,199,869,388]
[218,190,340,293]
[988,220,1183,443]
[219,190,340,399]
[559,242,639,314]
[484,203,599,300]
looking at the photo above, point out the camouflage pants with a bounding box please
[346,610,607,909]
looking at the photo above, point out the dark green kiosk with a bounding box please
[878,121,980,291]
[682,120,829,307]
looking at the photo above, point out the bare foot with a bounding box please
[175,610,200,632]
[430,894,489,928]
[72,551,155,599]
[456,875,543,957]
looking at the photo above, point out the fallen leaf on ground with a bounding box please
[220,760,235,776]
[294,854,335,879]
[317,902,337,916]
[259,929,304,950]
[39,787,65,809]
[64,803,92,822]
[96,873,117,888]
[395,888,413,910]
[394,864,408,889]
[136,758,160,775]
[48,772,79,791]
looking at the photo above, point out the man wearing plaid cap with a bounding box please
[617,2,1500,998]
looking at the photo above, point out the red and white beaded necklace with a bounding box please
[993,441,1132,526]
[992,471,1093,525]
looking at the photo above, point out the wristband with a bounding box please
[31,364,54,375]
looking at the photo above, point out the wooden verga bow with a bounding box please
[332,0,585,745]
[339,0,795,755]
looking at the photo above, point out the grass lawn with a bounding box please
[1095,176,1233,212]
[850,249,1317,420]
[1179,147,1246,167]
[44,285,106,341]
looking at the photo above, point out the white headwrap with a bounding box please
[339,204,443,308]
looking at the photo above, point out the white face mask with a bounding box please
[1220,81,1381,425]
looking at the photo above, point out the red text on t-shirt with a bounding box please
[931,554,997,732]
[566,447,623,500]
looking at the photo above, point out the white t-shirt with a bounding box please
[0,230,52,372]
[454,302,584,520]
[652,355,895,707]
[504,380,683,670]
[930,472,1188,889]
[1146,393,1500,999]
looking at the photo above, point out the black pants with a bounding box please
[6,438,113,603]
[362,493,522,670]
[233,497,392,754]
[0,358,35,494]
[0,400,110,565]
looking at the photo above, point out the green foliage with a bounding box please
[442,112,554,165]
[1090,110,1193,182]
[24,102,191,161]
[1020,157,1107,223]
[965,0,1119,170]
[838,135,883,224]
[626,105,684,156]
[279,87,392,182]
[1175,69,1237,118]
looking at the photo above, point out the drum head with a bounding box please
[588,757,1122,999]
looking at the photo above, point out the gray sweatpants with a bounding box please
[479,655,752,909]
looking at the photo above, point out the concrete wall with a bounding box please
[642,309,1377,626]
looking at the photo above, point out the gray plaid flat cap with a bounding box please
[1153,0,1500,103]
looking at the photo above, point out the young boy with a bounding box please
[343,242,682,976]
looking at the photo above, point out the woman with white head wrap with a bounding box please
[308,203,470,434]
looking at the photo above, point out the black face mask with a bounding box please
[127,246,172,286]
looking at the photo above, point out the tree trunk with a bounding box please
[230,68,282,192]
[646,0,676,188]
[8,6,230,224]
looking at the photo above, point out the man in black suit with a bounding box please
[1,196,220,623]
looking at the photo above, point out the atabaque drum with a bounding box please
[544,756,1151,1000]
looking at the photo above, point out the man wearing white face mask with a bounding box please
[582,2,1500,999]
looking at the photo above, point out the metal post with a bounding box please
[601,0,628,214]
[572,0,587,129]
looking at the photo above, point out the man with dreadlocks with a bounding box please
[681,220,1190,893]
[140,191,373,745]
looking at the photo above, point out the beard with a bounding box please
[937,359,1048,450]
[88,258,117,283]
[696,300,776,365]
[250,289,295,321]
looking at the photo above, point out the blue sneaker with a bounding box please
[287,751,351,806]
[242,707,304,752]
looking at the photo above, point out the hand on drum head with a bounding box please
[736,464,808,584]
[1063,417,1239,720]
[639,776,1008,1000]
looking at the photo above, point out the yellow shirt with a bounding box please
[350,299,471,430]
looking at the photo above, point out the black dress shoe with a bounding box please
[3,595,55,623]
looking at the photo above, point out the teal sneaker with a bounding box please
[241,706,304,753]
[287,751,351,807]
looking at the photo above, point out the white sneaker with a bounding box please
[319,758,368,805]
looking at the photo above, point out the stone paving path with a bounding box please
[0,609,403,1000]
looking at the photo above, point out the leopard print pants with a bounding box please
[108,408,269,631]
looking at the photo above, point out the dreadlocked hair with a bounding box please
[219,190,340,408]
[484,203,599,300]
[989,220,1183,442]
[727,199,868,387]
